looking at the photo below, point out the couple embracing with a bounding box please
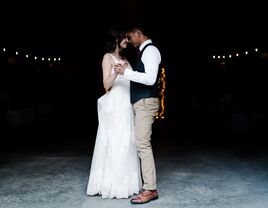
[86,25,161,204]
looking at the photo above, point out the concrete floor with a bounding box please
[1,137,268,208]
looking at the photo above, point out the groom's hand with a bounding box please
[114,63,126,75]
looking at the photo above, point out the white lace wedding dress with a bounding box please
[86,53,142,198]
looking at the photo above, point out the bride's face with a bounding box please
[119,36,129,49]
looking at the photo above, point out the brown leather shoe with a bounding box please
[130,190,158,204]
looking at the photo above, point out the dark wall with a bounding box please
[1,4,267,150]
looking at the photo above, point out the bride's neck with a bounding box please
[113,47,123,56]
[112,51,122,59]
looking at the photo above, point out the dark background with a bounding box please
[0,1,267,152]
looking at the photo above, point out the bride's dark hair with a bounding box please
[103,26,126,54]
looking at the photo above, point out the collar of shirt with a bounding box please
[139,39,152,52]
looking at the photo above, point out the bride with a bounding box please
[86,26,142,199]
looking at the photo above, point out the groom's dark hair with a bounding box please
[127,22,152,37]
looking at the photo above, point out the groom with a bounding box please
[114,26,161,204]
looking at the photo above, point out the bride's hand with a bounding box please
[119,60,128,67]
[114,63,125,75]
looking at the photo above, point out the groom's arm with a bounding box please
[124,46,161,86]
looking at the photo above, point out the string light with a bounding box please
[156,67,166,120]
[1,47,62,63]
[211,48,259,61]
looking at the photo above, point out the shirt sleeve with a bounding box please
[123,46,161,86]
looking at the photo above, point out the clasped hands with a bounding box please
[114,61,128,75]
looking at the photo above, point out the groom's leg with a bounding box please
[133,97,159,190]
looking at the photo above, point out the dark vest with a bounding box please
[130,43,160,104]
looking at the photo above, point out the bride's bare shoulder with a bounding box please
[102,53,114,62]
[103,53,112,58]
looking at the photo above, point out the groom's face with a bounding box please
[127,31,140,48]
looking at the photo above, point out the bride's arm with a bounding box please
[102,53,118,92]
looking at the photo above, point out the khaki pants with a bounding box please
[133,97,159,190]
